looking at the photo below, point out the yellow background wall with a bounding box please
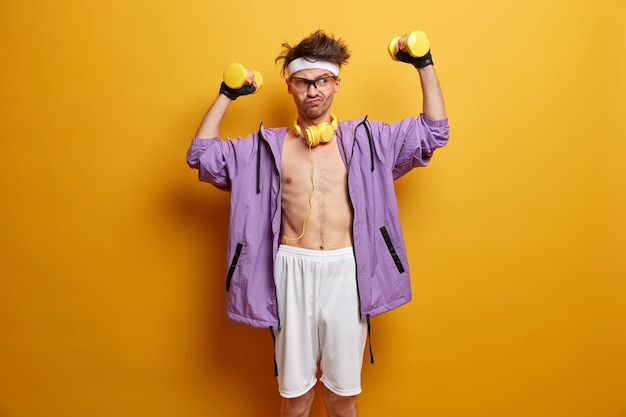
[1,0,624,416]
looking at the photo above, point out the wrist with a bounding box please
[218,81,257,101]
[219,82,239,100]
[411,51,433,69]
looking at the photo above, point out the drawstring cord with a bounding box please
[366,315,375,364]
[269,326,278,376]
[256,124,263,194]
[361,119,375,172]
[349,116,375,173]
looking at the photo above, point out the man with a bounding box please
[187,29,448,417]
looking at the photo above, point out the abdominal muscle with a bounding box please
[280,132,353,251]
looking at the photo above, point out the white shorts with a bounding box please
[273,245,368,398]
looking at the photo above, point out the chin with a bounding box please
[306,105,327,119]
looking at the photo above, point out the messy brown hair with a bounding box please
[275,30,351,78]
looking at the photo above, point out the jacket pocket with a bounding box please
[226,243,243,292]
[379,226,405,274]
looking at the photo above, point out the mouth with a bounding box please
[306,98,322,106]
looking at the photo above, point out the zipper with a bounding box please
[346,164,364,323]
[380,226,405,273]
[259,124,283,332]
[225,243,243,292]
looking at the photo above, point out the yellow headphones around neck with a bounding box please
[294,114,338,147]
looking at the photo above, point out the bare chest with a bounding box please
[281,135,347,190]
[280,132,352,249]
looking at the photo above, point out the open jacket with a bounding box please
[186,114,449,330]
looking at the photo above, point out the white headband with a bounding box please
[287,57,339,77]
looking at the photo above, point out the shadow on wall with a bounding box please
[166,180,279,411]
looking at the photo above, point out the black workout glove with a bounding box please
[219,81,257,100]
[395,50,434,68]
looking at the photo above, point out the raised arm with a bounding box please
[195,94,232,139]
[417,65,446,120]
[194,64,262,139]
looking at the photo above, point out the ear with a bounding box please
[286,78,294,94]
[334,76,341,93]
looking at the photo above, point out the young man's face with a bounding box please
[286,68,341,122]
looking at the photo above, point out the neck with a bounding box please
[297,113,332,130]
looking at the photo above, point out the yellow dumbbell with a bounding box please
[223,62,263,92]
[388,30,431,61]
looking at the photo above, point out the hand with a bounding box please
[220,65,263,100]
[390,31,434,68]
[219,81,257,100]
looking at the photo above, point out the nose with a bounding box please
[306,81,321,97]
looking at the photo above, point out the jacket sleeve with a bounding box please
[413,114,449,165]
[186,137,232,191]
[187,128,275,191]
[186,133,257,191]
[384,114,450,179]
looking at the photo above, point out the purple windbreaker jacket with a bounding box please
[186,114,449,329]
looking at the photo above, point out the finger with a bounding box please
[398,34,408,52]
[245,68,257,87]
